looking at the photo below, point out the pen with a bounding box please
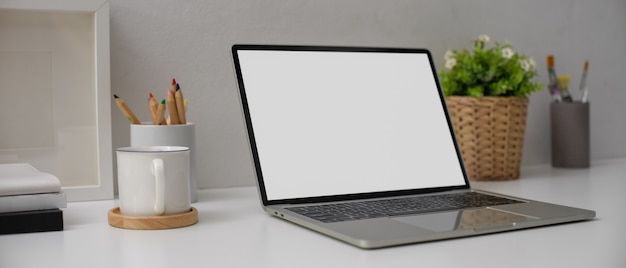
[113,94,141,124]
[580,60,589,103]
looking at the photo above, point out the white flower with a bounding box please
[501,47,514,59]
[445,58,457,70]
[528,58,536,70]
[444,50,455,61]
[520,60,531,72]
[520,58,536,72]
[477,34,490,43]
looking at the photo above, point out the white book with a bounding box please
[0,163,61,196]
[0,191,67,213]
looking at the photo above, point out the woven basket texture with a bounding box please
[445,96,529,181]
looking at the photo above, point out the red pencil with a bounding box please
[148,93,159,124]
[167,89,180,125]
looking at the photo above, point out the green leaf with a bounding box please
[467,86,484,97]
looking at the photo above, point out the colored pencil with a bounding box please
[175,83,186,124]
[113,94,141,124]
[155,99,166,125]
[167,89,180,125]
[148,93,158,125]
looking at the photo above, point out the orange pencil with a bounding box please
[175,83,186,124]
[113,94,141,124]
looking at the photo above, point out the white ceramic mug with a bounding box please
[116,146,191,217]
[130,122,197,203]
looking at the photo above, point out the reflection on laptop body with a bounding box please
[231,45,595,249]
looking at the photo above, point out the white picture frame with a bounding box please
[0,0,113,201]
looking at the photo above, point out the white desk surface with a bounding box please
[1,158,624,268]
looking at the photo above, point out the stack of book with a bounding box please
[0,163,66,235]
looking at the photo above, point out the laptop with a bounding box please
[231,44,595,249]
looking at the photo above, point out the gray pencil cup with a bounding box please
[550,102,590,168]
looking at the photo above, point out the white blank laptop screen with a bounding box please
[236,49,466,201]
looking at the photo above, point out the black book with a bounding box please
[0,209,63,235]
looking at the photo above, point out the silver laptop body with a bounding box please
[231,45,595,249]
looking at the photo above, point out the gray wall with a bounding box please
[109,0,626,189]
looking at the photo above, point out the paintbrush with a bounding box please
[580,60,589,103]
[547,55,562,102]
[557,75,572,102]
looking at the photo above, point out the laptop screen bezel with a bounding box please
[231,44,471,206]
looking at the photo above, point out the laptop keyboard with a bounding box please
[285,191,524,223]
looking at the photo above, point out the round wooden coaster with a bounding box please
[108,207,198,230]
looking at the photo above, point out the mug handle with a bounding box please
[151,158,166,215]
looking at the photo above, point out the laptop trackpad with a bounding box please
[392,208,530,232]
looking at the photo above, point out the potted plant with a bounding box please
[439,34,542,181]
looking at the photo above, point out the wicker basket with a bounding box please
[445,96,529,181]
